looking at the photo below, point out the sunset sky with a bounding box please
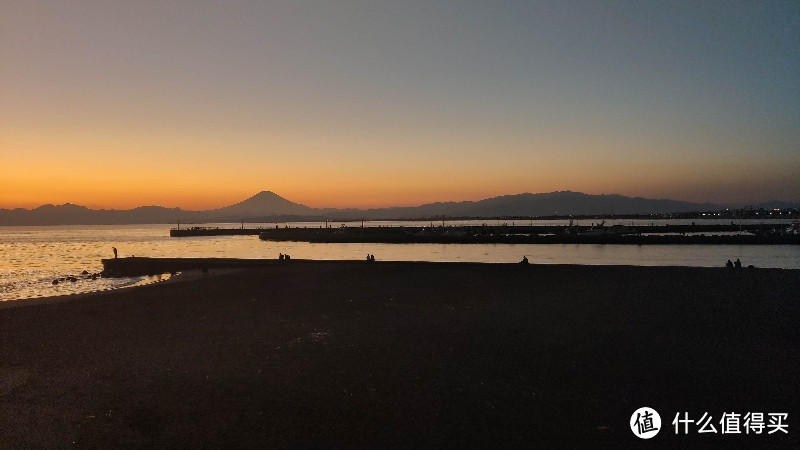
[1,0,798,210]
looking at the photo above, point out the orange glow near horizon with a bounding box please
[1,122,797,211]
[3,149,795,211]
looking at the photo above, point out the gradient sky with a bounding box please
[1,0,798,210]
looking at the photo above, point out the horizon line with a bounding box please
[2,190,797,213]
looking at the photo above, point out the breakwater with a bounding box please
[171,223,788,238]
[101,257,279,277]
[256,225,799,245]
[170,227,265,237]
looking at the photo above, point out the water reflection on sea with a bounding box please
[1,222,797,301]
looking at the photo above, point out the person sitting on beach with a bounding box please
[520,256,529,264]
[279,253,284,260]
[725,259,734,269]
[285,254,291,260]
[366,254,371,262]
[734,258,742,268]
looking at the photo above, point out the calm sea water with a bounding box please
[1,221,798,302]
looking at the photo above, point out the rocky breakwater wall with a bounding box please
[101,257,277,277]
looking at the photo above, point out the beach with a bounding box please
[1,261,798,448]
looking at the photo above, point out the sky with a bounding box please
[1,0,798,210]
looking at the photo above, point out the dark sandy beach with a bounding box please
[1,261,798,448]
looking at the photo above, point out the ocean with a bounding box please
[1,221,798,302]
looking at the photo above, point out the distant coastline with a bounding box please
[1,190,798,226]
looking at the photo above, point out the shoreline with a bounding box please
[2,262,798,447]
[0,268,245,310]
[0,272,178,310]
[99,255,798,278]
[3,258,796,308]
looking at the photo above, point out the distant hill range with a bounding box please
[1,190,796,225]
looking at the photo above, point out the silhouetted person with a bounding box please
[279,253,284,260]
[285,254,291,260]
[520,256,529,264]
[734,258,742,268]
[725,259,734,269]
[112,247,117,259]
[366,254,371,261]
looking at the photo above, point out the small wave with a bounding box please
[0,273,174,302]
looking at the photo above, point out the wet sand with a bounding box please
[1,262,798,448]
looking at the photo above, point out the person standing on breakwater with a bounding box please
[113,247,118,258]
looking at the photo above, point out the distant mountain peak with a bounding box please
[213,190,312,218]
[237,190,293,203]
[253,190,279,197]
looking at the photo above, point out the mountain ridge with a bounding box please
[1,191,796,225]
